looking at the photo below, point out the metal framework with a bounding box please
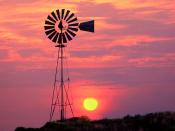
[49,36,74,121]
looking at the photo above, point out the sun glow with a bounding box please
[83,98,98,111]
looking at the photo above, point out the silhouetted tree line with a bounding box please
[15,111,175,131]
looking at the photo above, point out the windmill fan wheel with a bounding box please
[44,9,79,44]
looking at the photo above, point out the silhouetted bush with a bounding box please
[15,111,175,131]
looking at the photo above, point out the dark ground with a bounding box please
[15,111,175,131]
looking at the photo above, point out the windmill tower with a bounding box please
[44,9,94,121]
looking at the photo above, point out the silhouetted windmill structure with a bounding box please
[44,9,94,121]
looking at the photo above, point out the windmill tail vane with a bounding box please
[44,9,95,121]
[79,20,94,32]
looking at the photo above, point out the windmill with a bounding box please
[44,9,94,121]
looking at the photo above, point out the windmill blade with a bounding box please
[68,17,78,23]
[47,15,56,23]
[45,20,55,26]
[65,32,72,41]
[61,9,65,19]
[56,9,60,20]
[51,11,58,21]
[69,27,78,32]
[79,20,94,32]
[58,33,62,43]
[69,23,79,27]
[62,33,67,43]
[52,33,59,43]
[45,29,55,35]
[64,10,70,20]
[44,26,54,30]
[67,29,76,37]
[48,31,57,40]
[66,13,74,22]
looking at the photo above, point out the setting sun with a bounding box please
[83,98,98,111]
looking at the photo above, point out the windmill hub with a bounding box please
[58,20,64,30]
[56,20,69,33]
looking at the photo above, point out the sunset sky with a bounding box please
[0,0,175,130]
